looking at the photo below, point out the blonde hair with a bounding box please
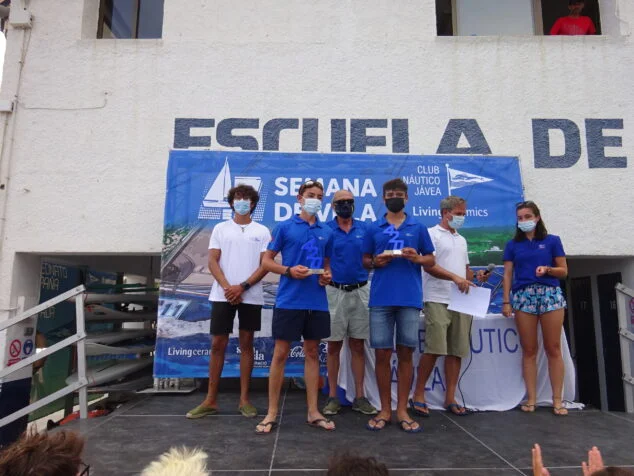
[141,447,209,476]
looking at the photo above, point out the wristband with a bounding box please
[240,281,251,291]
[503,302,510,305]
[284,266,292,277]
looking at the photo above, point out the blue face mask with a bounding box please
[518,220,536,232]
[302,197,322,216]
[233,199,251,216]
[448,215,465,230]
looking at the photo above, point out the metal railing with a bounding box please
[0,285,88,428]
[616,283,634,413]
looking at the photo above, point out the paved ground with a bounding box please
[64,381,634,475]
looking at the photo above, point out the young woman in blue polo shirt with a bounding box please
[502,201,568,416]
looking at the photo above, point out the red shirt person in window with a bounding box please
[550,0,597,35]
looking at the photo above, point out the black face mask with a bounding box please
[334,200,354,219]
[385,197,405,213]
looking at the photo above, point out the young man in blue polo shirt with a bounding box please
[362,178,435,433]
[256,180,335,434]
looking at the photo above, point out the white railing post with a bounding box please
[75,292,88,419]
[0,285,89,428]
[616,283,634,413]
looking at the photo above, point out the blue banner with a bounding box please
[154,151,523,378]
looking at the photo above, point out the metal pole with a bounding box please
[75,293,88,419]
[616,283,634,413]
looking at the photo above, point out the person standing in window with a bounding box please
[550,0,596,36]
[502,201,569,416]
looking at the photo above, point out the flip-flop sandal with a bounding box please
[255,421,278,435]
[445,403,468,416]
[366,417,391,432]
[398,419,422,433]
[552,407,568,416]
[306,418,335,431]
[520,403,536,413]
[185,405,219,419]
[239,403,258,418]
[408,399,430,417]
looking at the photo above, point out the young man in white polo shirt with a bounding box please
[410,196,485,416]
[187,184,271,420]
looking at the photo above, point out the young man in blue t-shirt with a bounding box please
[362,178,435,433]
[256,180,335,434]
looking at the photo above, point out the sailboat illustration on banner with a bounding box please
[203,158,232,209]
[198,158,264,221]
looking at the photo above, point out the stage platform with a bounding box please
[62,380,634,475]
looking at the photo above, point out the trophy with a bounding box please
[301,238,325,274]
[381,224,404,256]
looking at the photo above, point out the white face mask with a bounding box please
[448,215,465,229]
[302,197,322,216]
[518,220,537,232]
[233,199,251,216]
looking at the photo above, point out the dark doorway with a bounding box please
[597,272,625,411]
[541,0,601,35]
[570,277,601,408]
[436,0,453,36]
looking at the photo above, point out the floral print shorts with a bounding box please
[512,284,567,315]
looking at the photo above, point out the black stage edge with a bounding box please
[61,379,634,476]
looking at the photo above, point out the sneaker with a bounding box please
[352,397,378,415]
[322,397,342,416]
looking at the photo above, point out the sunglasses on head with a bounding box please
[515,200,535,208]
[299,180,323,193]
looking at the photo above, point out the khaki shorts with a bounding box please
[325,284,370,341]
[423,302,472,358]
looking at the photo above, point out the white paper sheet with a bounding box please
[447,283,492,318]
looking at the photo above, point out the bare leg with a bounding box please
[238,330,255,407]
[256,339,289,432]
[540,309,567,415]
[411,353,438,414]
[444,355,465,414]
[515,311,539,411]
[202,334,229,408]
[305,340,335,429]
[326,340,343,398]
[368,348,393,429]
[348,337,366,397]
[396,345,419,431]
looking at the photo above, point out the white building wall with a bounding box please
[0,0,633,308]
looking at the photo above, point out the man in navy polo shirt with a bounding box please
[322,190,378,417]
[256,180,335,434]
[362,178,435,433]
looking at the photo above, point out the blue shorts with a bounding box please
[272,308,331,342]
[369,306,420,349]
[512,284,567,316]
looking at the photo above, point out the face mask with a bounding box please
[302,197,322,216]
[334,200,354,219]
[518,220,537,232]
[233,199,251,216]
[448,215,465,229]
[385,197,405,213]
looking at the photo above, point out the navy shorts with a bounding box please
[272,308,331,342]
[210,301,262,335]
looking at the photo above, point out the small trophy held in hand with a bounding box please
[302,238,324,274]
[381,224,404,256]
